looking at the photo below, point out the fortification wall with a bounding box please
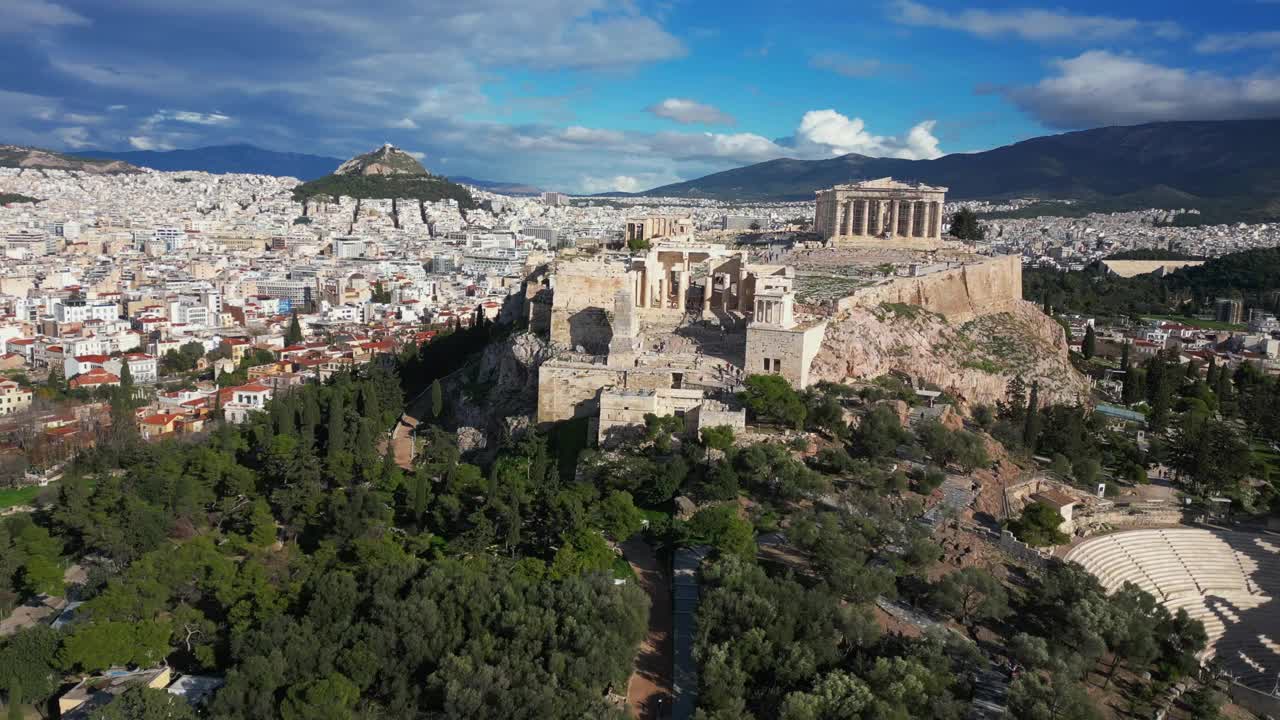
[548,263,629,352]
[536,360,684,424]
[835,254,1022,323]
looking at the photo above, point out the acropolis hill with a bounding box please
[527,180,1088,440]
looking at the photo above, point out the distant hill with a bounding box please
[54,142,534,192]
[0,145,140,175]
[638,119,1280,220]
[292,144,477,211]
[79,144,341,180]
[334,143,427,177]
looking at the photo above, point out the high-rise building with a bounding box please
[541,191,568,207]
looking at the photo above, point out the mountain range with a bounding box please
[637,118,1280,220]
[76,144,539,193]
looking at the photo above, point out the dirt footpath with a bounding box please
[623,538,672,719]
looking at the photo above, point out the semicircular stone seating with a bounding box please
[1065,528,1280,692]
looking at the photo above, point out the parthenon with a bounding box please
[814,178,947,250]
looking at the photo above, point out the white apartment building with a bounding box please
[223,383,273,424]
[333,237,365,259]
[54,299,119,324]
[105,353,158,384]
[0,380,32,416]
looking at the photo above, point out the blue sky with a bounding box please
[2,0,1279,192]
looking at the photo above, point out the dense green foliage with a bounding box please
[1026,247,1280,318]
[291,174,477,210]
[0,193,39,205]
[948,209,985,242]
[0,365,650,718]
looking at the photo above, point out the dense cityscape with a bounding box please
[3,1,1280,719]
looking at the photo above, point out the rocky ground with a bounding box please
[433,331,555,453]
[809,299,1090,409]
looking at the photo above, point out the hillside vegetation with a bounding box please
[1027,247,1280,317]
[291,173,477,209]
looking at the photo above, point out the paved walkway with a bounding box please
[623,538,672,719]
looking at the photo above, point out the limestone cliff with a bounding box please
[808,299,1089,408]
[440,331,555,449]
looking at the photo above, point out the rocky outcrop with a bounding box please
[442,332,555,447]
[334,143,428,176]
[808,299,1089,409]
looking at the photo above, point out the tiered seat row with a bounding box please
[1064,529,1280,692]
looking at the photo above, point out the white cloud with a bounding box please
[1,0,89,32]
[792,110,944,160]
[390,117,418,129]
[647,98,735,125]
[406,150,426,160]
[890,0,1181,42]
[808,53,888,79]
[997,50,1280,128]
[168,111,234,126]
[1196,31,1280,54]
[561,126,629,145]
[53,126,91,148]
[107,104,127,111]
[577,171,683,194]
[650,131,780,162]
[63,112,103,124]
[579,175,644,193]
[129,135,174,151]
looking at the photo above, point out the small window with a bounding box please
[763,359,770,371]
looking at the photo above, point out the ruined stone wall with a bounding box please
[835,254,1022,323]
[536,360,684,424]
[536,360,625,423]
[548,262,629,352]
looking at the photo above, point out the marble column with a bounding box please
[903,202,915,239]
[859,200,869,237]
[677,270,689,312]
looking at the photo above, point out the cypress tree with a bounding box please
[1082,325,1096,359]
[431,379,443,419]
[327,392,346,458]
[285,311,304,345]
[300,389,321,448]
[119,359,134,399]
[47,362,66,395]
[1022,381,1041,451]
[7,677,22,720]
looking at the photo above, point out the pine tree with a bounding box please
[1120,343,1136,404]
[285,311,304,345]
[1082,325,1096,360]
[430,379,443,419]
[1022,381,1041,451]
